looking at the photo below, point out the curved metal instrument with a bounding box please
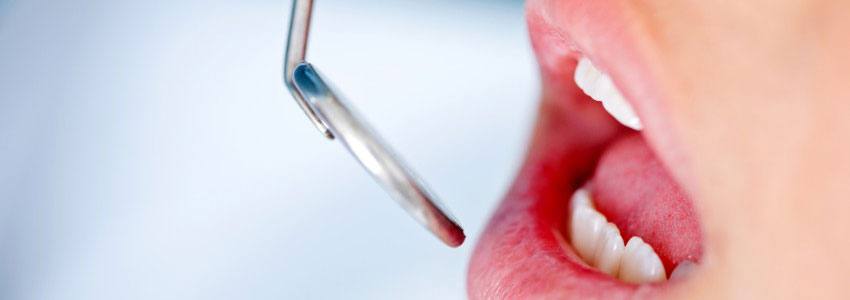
[283,0,465,247]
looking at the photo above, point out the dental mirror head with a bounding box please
[283,0,465,247]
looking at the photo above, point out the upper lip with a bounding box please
[467,1,699,298]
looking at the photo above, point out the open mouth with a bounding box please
[468,1,703,298]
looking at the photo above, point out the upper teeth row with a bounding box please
[569,187,665,283]
[573,57,643,130]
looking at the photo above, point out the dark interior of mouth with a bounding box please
[559,61,703,278]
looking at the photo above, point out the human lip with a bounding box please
[467,0,703,298]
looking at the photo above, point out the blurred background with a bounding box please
[0,0,535,298]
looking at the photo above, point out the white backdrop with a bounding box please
[0,0,535,298]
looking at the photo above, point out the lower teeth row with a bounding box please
[568,186,666,284]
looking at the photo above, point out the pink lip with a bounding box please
[467,1,702,298]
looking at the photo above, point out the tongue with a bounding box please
[591,133,702,274]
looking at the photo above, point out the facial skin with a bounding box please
[627,1,850,298]
[560,1,850,298]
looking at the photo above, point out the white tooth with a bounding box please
[670,260,697,281]
[619,237,666,284]
[574,57,601,93]
[600,89,643,130]
[570,206,608,264]
[587,71,615,101]
[573,57,643,130]
[570,187,593,211]
[568,187,674,283]
[591,223,625,276]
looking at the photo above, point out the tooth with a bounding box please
[619,237,666,284]
[573,57,643,130]
[574,58,601,94]
[569,187,671,283]
[600,89,643,130]
[570,187,593,210]
[670,260,697,280]
[592,223,625,276]
[570,206,608,264]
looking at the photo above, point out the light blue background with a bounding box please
[0,0,536,298]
